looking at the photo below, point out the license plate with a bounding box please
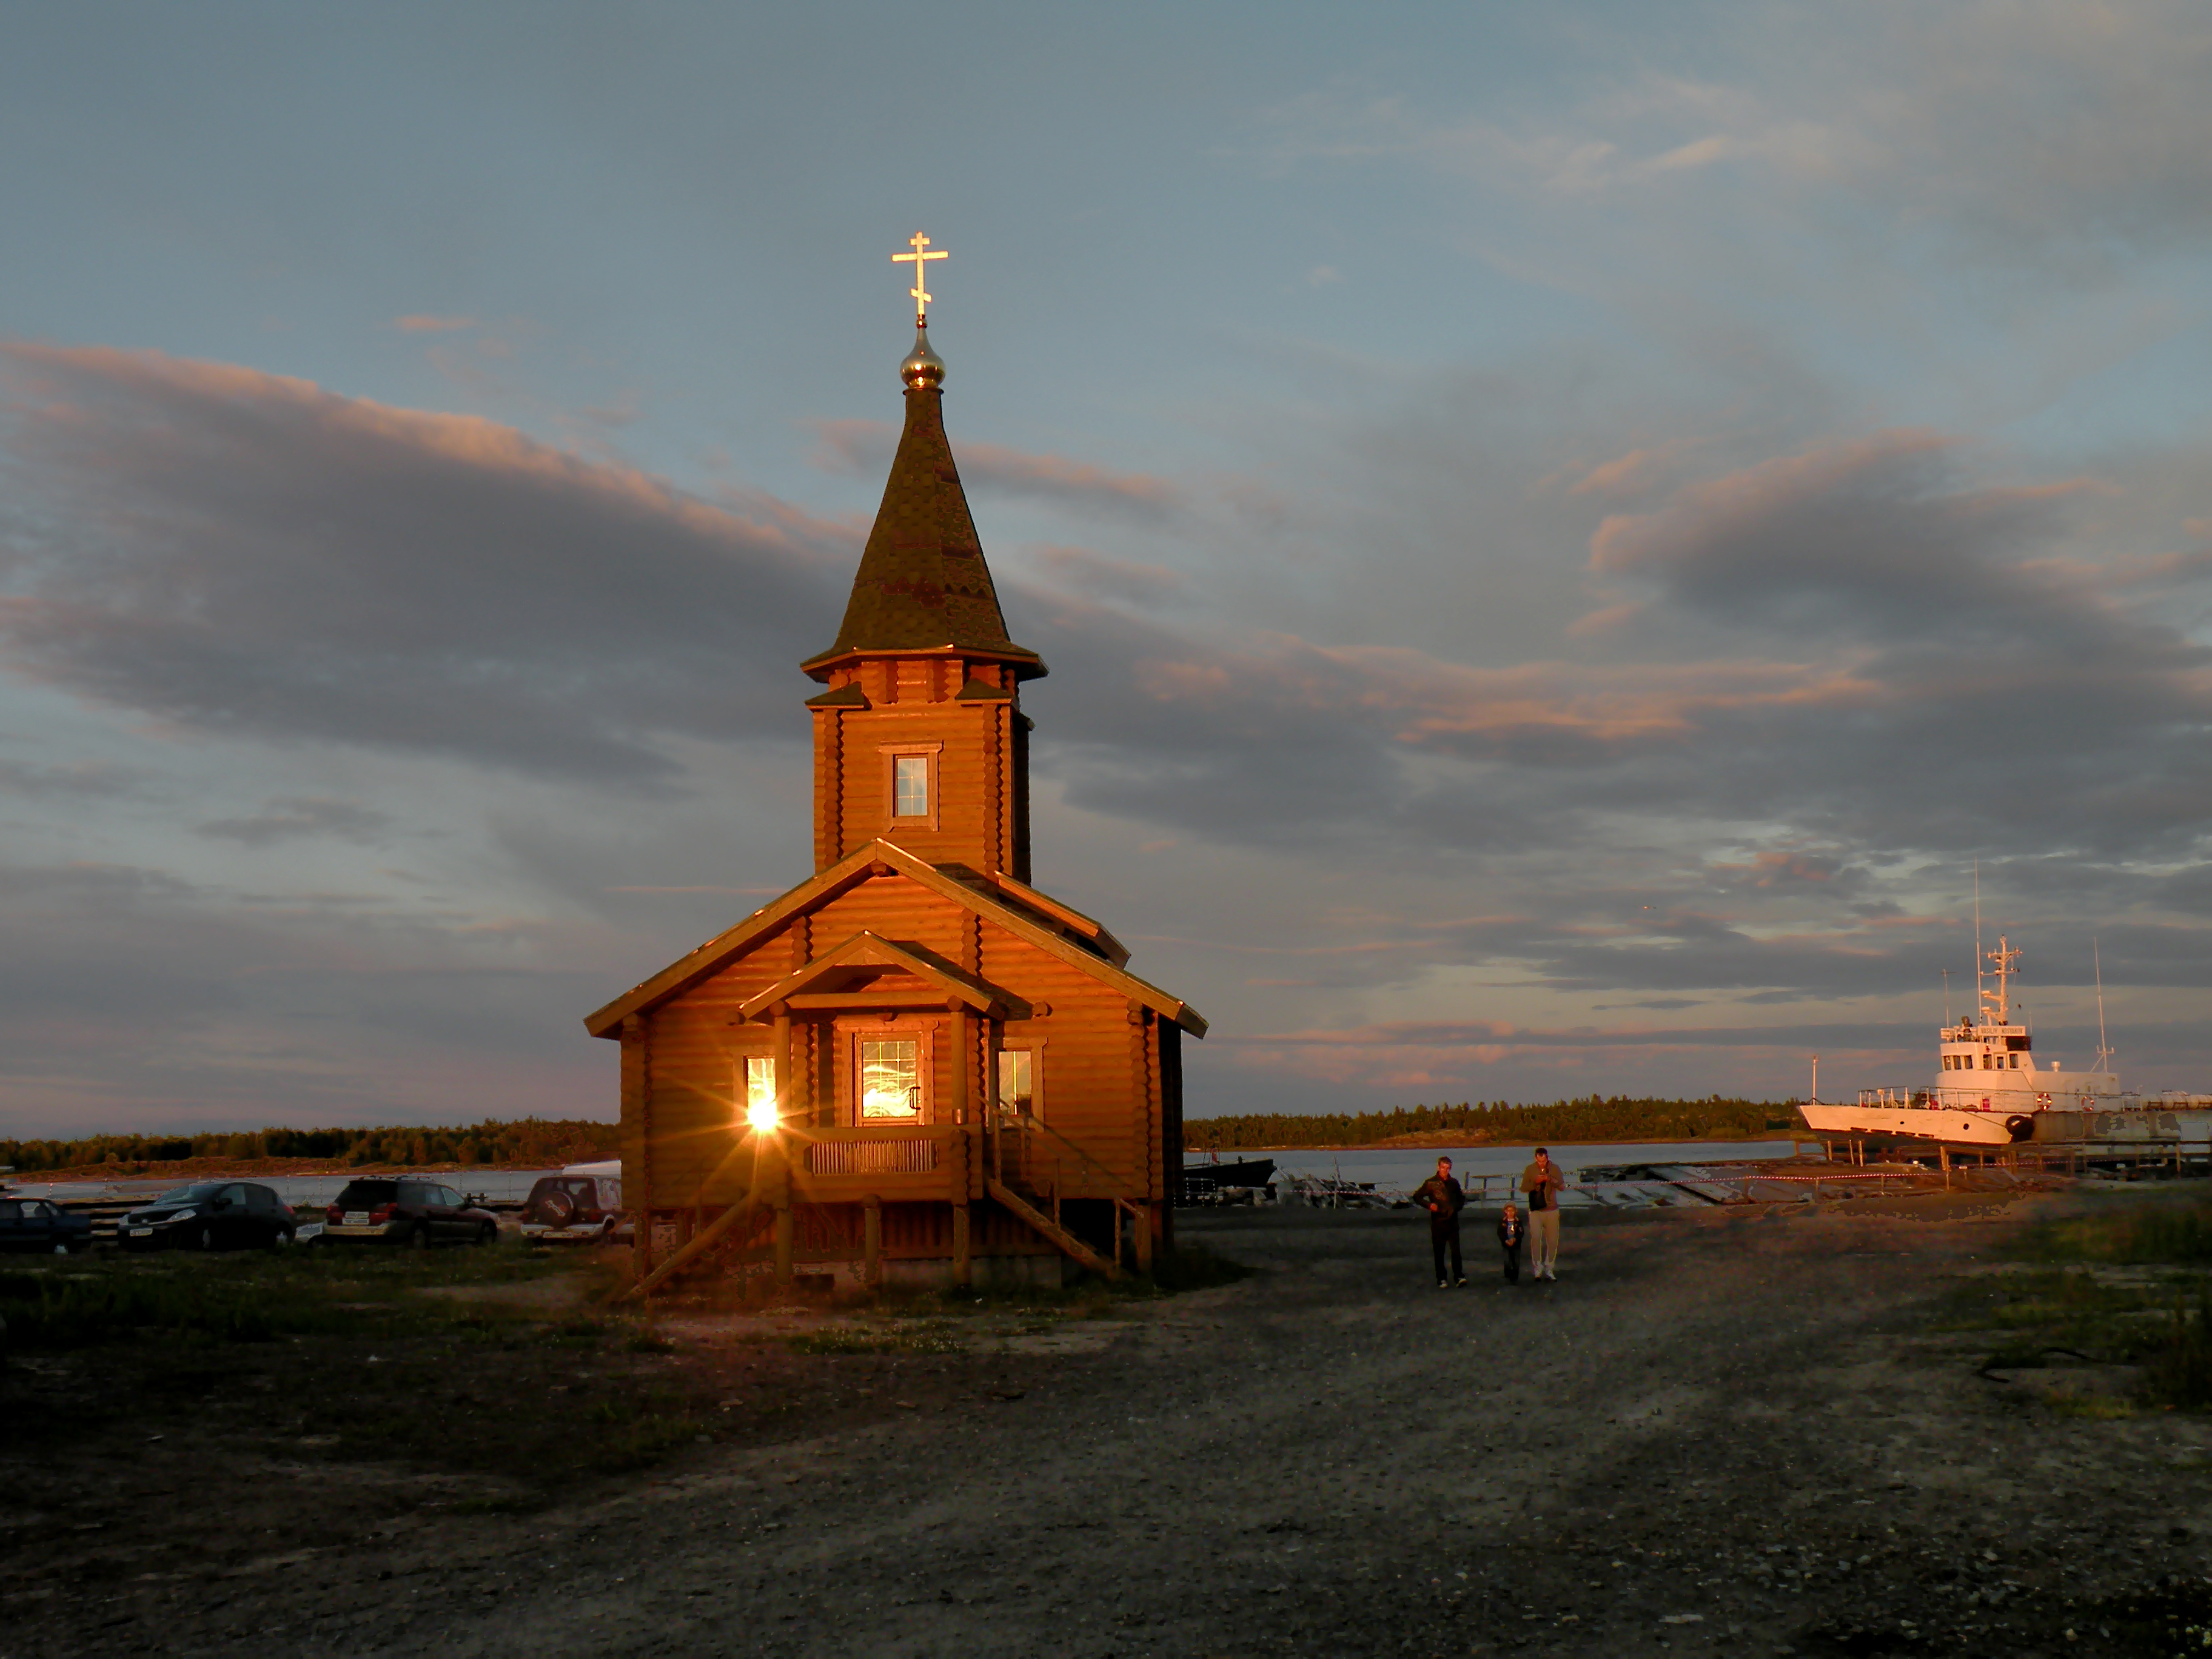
[344,1212,370,1225]
[128,1227,152,1237]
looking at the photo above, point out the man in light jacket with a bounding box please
[1518,1147,1567,1281]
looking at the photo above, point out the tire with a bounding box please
[475,1222,496,1247]
[52,1241,68,1256]
[274,1228,295,1248]
[408,1223,431,1250]
[195,1225,215,1252]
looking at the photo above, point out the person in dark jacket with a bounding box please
[1412,1156,1466,1288]
[1496,1201,1526,1284]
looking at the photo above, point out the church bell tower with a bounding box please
[799,241,1046,880]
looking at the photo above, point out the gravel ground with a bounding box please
[7,1188,2211,1658]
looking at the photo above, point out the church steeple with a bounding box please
[799,324,1043,680]
[801,244,1040,879]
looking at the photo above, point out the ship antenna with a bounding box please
[1973,859,1983,1019]
[1942,967,1951,1026]
[2094,937,2114,1074]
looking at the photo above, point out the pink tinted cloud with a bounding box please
[806,418,1184,520]
[394,315,478,333]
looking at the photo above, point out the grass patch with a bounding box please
[1967,1198,2212,1412]
[1144,1241,1252,1292]
[2011,1199,2212,1266]
[786,1322,963,1356]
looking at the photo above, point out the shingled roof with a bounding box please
[802,340,1044,679]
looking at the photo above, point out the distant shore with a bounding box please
[1186,1128,1813,1153]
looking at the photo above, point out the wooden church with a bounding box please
[583,260,1204,1293]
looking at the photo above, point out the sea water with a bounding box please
[1244,1139,1818,1205]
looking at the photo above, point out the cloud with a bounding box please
[393,315,478,333]
[196,796,394,846]
[806,418,1184,522]
[0,343,857,785]
[1261,5,2212,267]
[0,756,139,799]
[1032,545,1187,608]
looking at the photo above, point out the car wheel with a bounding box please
[195,1225,216,1252]
[275,1228,295,1248]
[475,1222,496,1247]
[409,1223,431,1250]
[52,1241,69,1256]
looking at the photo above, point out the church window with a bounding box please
[743,1057,777,1125]
[997,1049,1034,1122]
[894,755,930,819]
[859,1039,922,1120]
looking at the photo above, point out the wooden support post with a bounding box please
[951,1202,971,1289]
[949,1000,970,1125]
[1135,1201,1156,1274]
[622,1014,653,1282]
[863,1195,882,1289]
[772,1002,794,1122]
[774,1204,795,1285]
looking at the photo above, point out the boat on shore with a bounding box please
[1801,937,2212,1147]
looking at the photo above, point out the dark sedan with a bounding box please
[119,1182,298,1251]
[321,1178,499,1247]
[0,1195,93,1255]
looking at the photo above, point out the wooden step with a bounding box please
[987,1178,1121,1279]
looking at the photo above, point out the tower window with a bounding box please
[893,754,930,819]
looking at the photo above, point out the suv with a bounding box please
[520,1173,629,1244]
[0,1195,93,1255]
[120,1182,297,1251]
[323,1179,498,1248]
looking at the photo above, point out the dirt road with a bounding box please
[8,1191,2211,1657]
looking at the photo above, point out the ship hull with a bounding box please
[1803,1101,2212,1147]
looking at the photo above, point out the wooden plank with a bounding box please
[622,1196,765,1301]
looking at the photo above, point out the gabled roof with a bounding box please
[734,931,1022,1022]
[581,837,1204,1039]
[800,378,1044,680]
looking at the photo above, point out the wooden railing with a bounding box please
[990,1110,1149,1273]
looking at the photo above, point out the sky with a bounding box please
[4,2,2212,1136]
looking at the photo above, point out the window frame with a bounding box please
[996,1044,1042,1125]
[877,741,943,833]
[837,1016,936,1126]
[740,1054,779,1125]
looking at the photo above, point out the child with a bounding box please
[1496,1201,1526,1284]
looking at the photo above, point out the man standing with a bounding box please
[1518,1147,1567,1281]
[1412,1156,1466,1289]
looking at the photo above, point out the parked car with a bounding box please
[321,1178,498,1247]
[0,1195,93,1255]
[119,1182,297,1251]
[520,1168,629,1245]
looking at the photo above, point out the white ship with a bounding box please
[1800,937,2212,1148]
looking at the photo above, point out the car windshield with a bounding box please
[335,1180,400,1206]
[153,1184,225,1204]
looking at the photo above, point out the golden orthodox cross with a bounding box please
[891,232,948,325]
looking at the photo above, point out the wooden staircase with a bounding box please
[985,1178,1121,1279]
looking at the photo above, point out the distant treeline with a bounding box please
[0,1119,621,1175]
[1183,1096,1801,1151]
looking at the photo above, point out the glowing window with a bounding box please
[745,1056,777,1119]
[859,1039,922,1120]
[893,754,930,819]
[997,1050,1033,1121]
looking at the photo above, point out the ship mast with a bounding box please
[2094,937,2114,1073]
[1972,859,1982,1024]
[1980,936,2019,1026]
